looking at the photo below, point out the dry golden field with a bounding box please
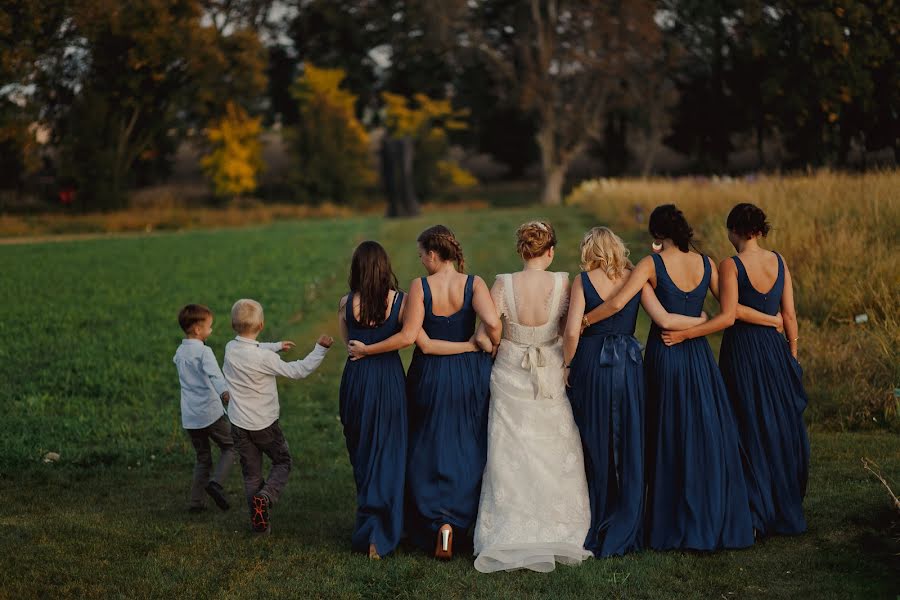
[568,170,899,430]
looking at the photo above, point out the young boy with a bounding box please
[223,298,333,534]
[173,304,234,513]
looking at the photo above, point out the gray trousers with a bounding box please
[231,420,292,509]
[186,415,235,508]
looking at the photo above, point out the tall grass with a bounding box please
[567,170,900,430]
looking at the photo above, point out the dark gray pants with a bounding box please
[231,420,292,509]
[186,415,235,508]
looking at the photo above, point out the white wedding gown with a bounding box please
[473,272,591,573]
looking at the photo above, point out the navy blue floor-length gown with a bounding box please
[567,272,645,557]
[405,275,493,551]
[719,253,809,536]
[339,291,407,556]
[644,254,754,551]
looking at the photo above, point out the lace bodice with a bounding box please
[492,272,569,346]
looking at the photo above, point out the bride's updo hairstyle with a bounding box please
[580,226,632,279]
[516,220,557,259]
[726,203,771,238]
[417,224,466,272]
[649,204,695,252]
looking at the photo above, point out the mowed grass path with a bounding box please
[1,206,897,599]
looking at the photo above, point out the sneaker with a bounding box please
[205,481,230,511]
[250,493,270,534]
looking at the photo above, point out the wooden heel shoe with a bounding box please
[434,524,453,560]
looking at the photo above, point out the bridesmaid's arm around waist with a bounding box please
[415,329,478,355]
[640,284,708,330]
[735,304,783,329]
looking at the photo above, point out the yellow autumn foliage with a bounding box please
[201,103,264,198]
[287,65,375,203]
[382,92,477,196]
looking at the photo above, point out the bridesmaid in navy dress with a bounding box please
[582,205,777,551]
[562,226,708,557]
[349,225,500,559]
[338,241,413,559]
[663,204,808,536]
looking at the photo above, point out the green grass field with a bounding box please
[1,205,897,599]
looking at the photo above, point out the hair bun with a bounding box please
[726,203,770,238]
[516,221,557,259]
[649,204,695,252]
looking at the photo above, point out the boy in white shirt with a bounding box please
[173,304,234,513]
[223,298,333,534]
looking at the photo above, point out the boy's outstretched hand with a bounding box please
[220,391,230,404]
[280,341,296,351]
[318,334,334,348]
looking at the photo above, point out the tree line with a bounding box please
[1,0,897,210]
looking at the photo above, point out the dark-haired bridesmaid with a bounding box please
[662,204,809,536]
[580,205,778,551]
[338,241,414,559]
[349,225,500,559]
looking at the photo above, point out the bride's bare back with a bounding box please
[507,270,564,326]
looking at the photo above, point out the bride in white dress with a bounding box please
[473,221,591,573]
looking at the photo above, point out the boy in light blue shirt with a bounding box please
[173,304,234,513]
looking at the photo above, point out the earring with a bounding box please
[651,241,663,253]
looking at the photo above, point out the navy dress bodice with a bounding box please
[580,271,642,338]
[345,290,404,344]
[720,252,809,536]
[339,290,407,555]
[649,252,710,319]
[734,253,784,315]
[566,272,644,557]
[419,274,477,342]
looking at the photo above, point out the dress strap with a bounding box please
[547,272,565,318]
[463,274,475,310]
[345,291,355,324]
[731,255,748,286]
[650,253,667,285]
[389,290,404,324]
[420,276,432,315]
[774,252,784,286]
[503,273,518,323]
[701,254,711,284]
[579,271,590,298]
[580,271,603,304]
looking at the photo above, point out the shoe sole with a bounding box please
[250,494,270,533]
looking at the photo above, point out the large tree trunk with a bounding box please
[535,122,569,206]
[541,164,566,206]
[381,136,420,217]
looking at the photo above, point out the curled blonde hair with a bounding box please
[580,227,632,279]
[516,220,556,259]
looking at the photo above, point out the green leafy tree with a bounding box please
[285,64,375,204]
[35,0,268,210]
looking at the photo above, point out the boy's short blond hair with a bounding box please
[231,298,264,334]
